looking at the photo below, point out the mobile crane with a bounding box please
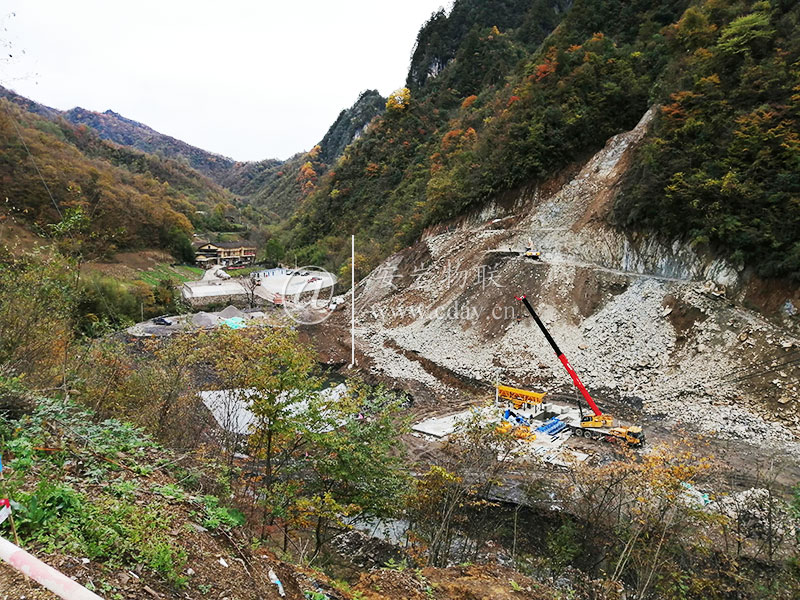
[514,294,645,447]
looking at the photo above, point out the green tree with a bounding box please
[301,382,410,559]
[263,237,285,267]
[200,327,319,482]
[166,227,195,263]
[717,8,774,57]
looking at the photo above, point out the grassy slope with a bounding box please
[0,397,264,598]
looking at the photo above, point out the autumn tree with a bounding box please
[0,100,204,256]
[198,326,323,546]
[79,339,136,418]
[201,326,318,476]
[76,333,204,447]
[385,87,411,112]
[0,249,75,389]
[538,439,767,599]
[407,409,516,566]
[297,161,318,196]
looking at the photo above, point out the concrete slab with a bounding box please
[258,272,337,296]
[411,412,471,438]
[411,406,496,438]
[200,383,348,436]
[412,402,584,462]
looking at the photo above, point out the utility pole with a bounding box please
[350,234,355,368]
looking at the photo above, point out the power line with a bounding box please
[728,355,800,383]
[8,114,62,220]
[3,104,122,323]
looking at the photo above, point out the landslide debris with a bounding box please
[329,109,799,449]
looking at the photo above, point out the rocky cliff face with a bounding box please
[318,90,386,164]
[335,108,799,448]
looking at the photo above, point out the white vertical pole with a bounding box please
[351,234,355,367]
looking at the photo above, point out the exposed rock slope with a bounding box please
[344,109,799,445]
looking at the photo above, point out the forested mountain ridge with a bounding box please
[407,0,573,91]
[0,86,237,185]
[318,89,386,164]
[0,85,61,121]
[0,85,388,236]
[277,0,799,284]
[0,97,239,258]
[281,0,687,269]
[63,106,238,184]
[218,89,387,226]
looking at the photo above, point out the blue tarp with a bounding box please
[222,317,246,329]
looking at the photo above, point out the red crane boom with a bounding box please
[515,295,610,425]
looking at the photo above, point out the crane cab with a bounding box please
[580,413,614,428]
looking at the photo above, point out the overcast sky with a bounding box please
[1,1,448,161]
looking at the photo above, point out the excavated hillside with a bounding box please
[316,108,800,477]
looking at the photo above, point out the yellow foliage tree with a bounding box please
[297,161,318,196]
[386,87,411,112]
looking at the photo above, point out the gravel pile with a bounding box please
[192,312,219,328]
[361,326,455,397]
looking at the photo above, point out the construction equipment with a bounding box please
[496,408,537,441]
[495,420,513,435]
[523,238,541,260]
[497,384,546,410]
[513,426,535,441]
[514,294,645,447]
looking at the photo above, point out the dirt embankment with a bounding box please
[352,564,560,600]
